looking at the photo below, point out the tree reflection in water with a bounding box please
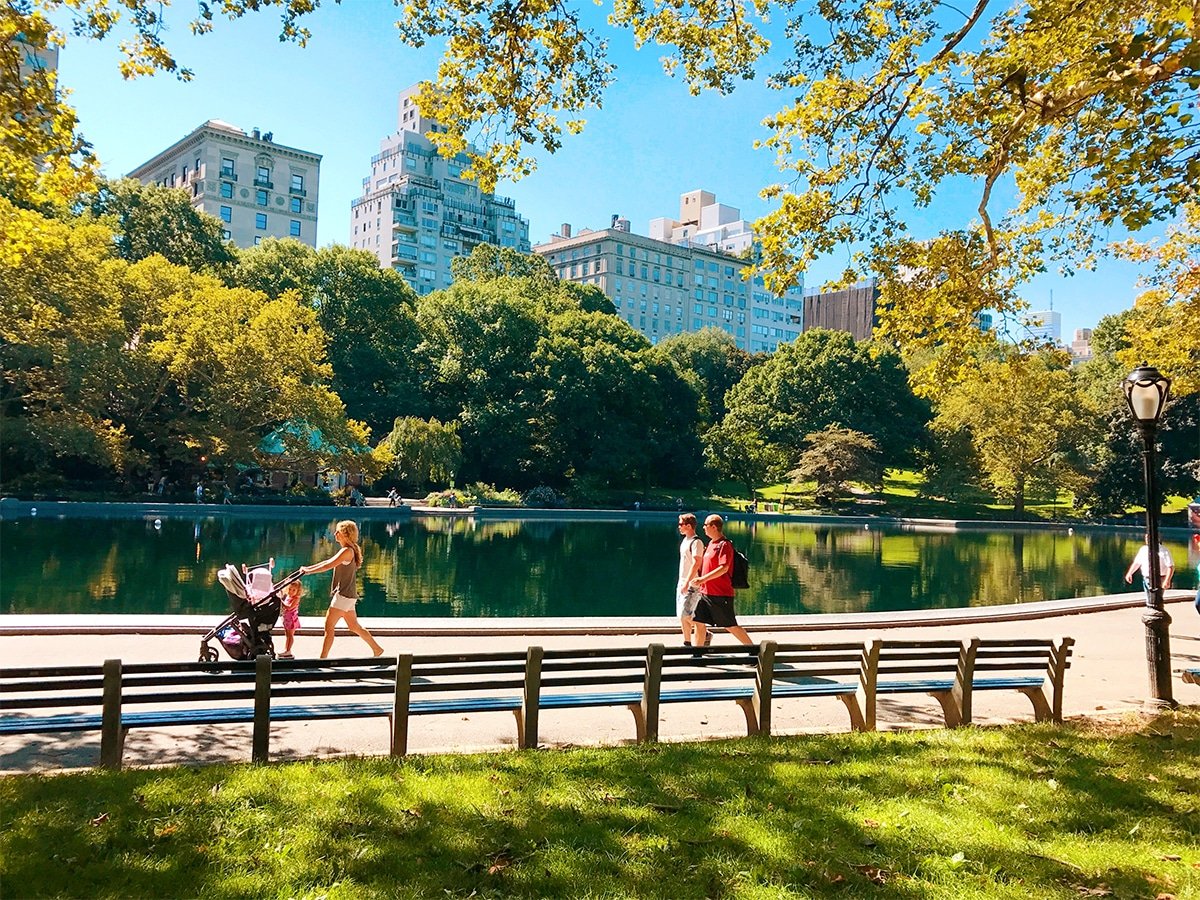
[0,515,1185,618]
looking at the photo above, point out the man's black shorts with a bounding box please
[694,593,739,628]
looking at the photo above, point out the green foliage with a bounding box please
[232,240,423,437]
[0,201,368,486]
[83,178,235,273]
[381,416,463,494]
[789,425,883,504]
[2,713,1198,897]
[449,243,556,287]
[653,327,753,428]
[521,484,564,508]
[722,329,929,476]
[936,351,1087,515]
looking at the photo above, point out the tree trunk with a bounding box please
[1013,476,1025,517]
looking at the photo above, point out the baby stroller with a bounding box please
[199,558,300,662]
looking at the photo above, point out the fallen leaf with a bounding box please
[1160,854,1182,861]
[1155,894,1175,900]
[155,824,178,837]
[854,865,890,884]
[863,819,881,828]
[1073,885,1113,897]
[487,855,512,876]
[89,813,109,826]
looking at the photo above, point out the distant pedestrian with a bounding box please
[300,519,385,659]
[387,488,400,507]
[689,514,754,647]
[1124,533,1174,602]
[222,483,233,505]
[194,482,204,503]
[156,475,166,496]
[676,514,706,647]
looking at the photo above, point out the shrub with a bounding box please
[465,482,522,507]
[522,485,564,508]
[423,489,466,508]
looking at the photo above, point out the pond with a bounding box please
[3,513,1196,619]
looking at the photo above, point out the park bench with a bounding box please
[0,636,1071,768]
[1183,669,1200,686]
[859,637,1075,729]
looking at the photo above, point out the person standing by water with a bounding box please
[689,514,754,648]
[300,520,385,659]
[1124,533,1175,603]
[676,514,706,647]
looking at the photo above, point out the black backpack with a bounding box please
[730,544,750,589]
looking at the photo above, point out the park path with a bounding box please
[2,596,1197,772]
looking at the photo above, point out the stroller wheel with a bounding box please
[199,645,220,663]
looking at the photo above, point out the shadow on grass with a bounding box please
[2,712,1198,898]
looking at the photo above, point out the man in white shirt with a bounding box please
[676,514,706,646]
[1125,533,1174,602]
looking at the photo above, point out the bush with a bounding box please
[423,489,466,508]
[521,485,564,508]
[465,482,522,507]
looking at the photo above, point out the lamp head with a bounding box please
[1123,364,1171,425]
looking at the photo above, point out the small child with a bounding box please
[279,580,302,659]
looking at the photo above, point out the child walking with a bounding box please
[279,580,302,658]
[300,519,385,659]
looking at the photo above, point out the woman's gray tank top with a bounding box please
[330,554,359,598]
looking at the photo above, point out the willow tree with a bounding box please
[9,0,1199,379]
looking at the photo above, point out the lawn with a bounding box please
[3,710,1198,898]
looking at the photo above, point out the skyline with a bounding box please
[51,1,1160,340]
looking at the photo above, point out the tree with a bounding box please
[788,426,883,505]
[0,203,370,487]
[450,244,556,288]
[936,351,1086,515]
[1114,204,1200,396]
[84,178,235,273]
[232,239,424,437]
[381,417,462,493]
[653,327,753,428]
[722,329,929,477]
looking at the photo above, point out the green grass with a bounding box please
[3,711,1199,898]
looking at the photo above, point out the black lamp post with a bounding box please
[1122,364,1175,708]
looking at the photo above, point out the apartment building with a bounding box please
[350,86,531,294]
[648,189,755,256]
[1022,309,1063,344]
[802,281,879,342]
[534,212,804,353]
[128,121,321,249]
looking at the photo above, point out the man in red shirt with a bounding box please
[689,514,754,647]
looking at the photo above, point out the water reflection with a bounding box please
[0,515,1193,618]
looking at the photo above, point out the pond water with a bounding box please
[1,514,1196,619]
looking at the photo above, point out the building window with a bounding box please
[422,201,437,214]
[290,197,302,213]
[219,206,232,223]
[221,157,235,178]
[290,173,304,193]
[254,236,262,246]
[220,182,233,199]
[256,189,268,207]
[221,229,231,240]
[420,251,436,263]
[289,220,301,237]
[255,165,271,188]
[256,213,267,230]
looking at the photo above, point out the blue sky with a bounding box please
[53,0,1159,340]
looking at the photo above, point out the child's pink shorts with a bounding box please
[283,606,300,631]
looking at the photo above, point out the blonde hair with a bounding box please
[334,520,363,565]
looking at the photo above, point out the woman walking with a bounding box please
[300,520,385,659]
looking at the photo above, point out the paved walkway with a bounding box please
[3,594,1197,773]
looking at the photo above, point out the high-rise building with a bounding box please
[648,190,755,256]
[1022,309,1062,344]
[351,86,531,294]
[1070,327,1094,364]
[128,121,321,249]
[534,214,804,353]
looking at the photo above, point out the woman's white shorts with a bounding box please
[329,592,357,612]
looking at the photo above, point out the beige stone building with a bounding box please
[128,121,321,249]
[534,213,804,353]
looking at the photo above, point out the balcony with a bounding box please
[254,177,273,189]
[289,186,307,197]
[220,171,237,181]
[394,215,418,231]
